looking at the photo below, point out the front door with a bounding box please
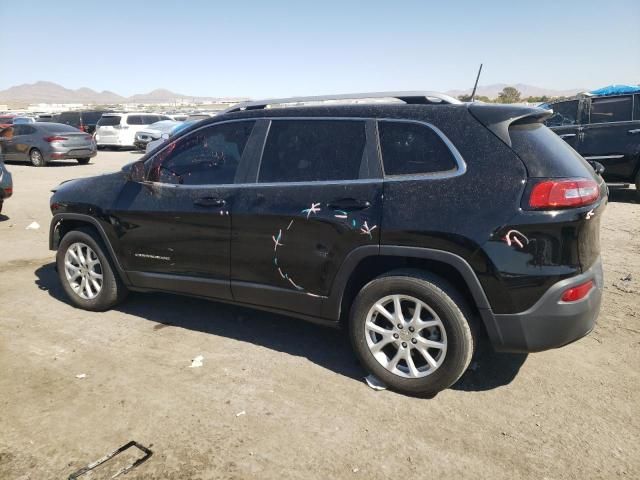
[579,94,640,182]
[231,118,382,317]
[545,99,581,149]
[0,127,16,160]
[112,120,258,300]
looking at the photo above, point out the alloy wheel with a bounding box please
[365,294,447,378]
[64,242,103,300]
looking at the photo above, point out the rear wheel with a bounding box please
[349,270,475,396]
[77,158,90,164]
[29,148,45,167]
[56,229,128,311]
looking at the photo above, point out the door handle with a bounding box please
[559,133,576,139]
[193,197,226,208]
[327,198,371,211]
[628,129,640,134]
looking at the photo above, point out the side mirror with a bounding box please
[126,161,146,182]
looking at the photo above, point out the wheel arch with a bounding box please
[325,246,495,336]
[50,213,130,284]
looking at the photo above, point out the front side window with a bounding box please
[148,121,255,185]
[378,121,457,176]
[544,100,579,127]
[590,96,632,124]
[258,120,366,183]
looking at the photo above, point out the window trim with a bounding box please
[143,116,466,186]
[144,118,258,186]
[376,119,467,180]
[587,94,635,125]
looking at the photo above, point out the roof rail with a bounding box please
[222,91,461,114]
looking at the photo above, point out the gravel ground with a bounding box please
[1,152,638,479]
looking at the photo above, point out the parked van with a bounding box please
[95,113,172,148]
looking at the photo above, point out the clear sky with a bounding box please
[0,0,638,97]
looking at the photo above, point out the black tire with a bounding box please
[349,270,475,396]
[0,200,3,214]
[77,158,90,164]
[56,228,128,311]
[635,170,640,199]
[29,148,46,167]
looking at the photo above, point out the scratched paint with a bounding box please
[271,202,378,297]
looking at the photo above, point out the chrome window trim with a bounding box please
[145,116,466,186]
[583,155,625,160]
[376,119,467,180]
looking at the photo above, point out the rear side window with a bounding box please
[258,120,366,183]
[140,115,158,124]
[97,116,121,126]
[544,100,579,127]
[590,96,632,123]
[127,115,143,125]
[378,121,457,175]
[149,121,255,185]
[43,123,83,133]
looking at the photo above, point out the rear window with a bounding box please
[509,123,593,177]
[57,112,80,126]
[590,96,632,124]
[98,116,122,126]
[42,123,83,133]
[378,121,457,175]
[81,111,106,125]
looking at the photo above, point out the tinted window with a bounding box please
[258,120,366,183]
[544,100,579,127]
[379,121,456,175]
[21,125,36,135]
[127,115,143,125]
[590,96,632,123]
[12,125,27,135]
[81,111,106,125]
[57,112,80,126]
[149,121,255,185]
[635,95,640,120]
[98,116,121,126]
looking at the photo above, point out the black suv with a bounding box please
[49,92,606,396]
[541,91,640,194]
[55,110,112,134]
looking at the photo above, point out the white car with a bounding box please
[95,113,172,148]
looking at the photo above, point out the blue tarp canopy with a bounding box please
[589,84,640,96]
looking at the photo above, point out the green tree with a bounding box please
[497,86,522,104]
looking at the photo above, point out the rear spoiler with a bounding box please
[467,104,552,147]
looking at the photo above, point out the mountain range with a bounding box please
[0,81,586,105]
[0,81,240,105]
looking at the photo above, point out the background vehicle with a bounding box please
[133,120,181,150]
[49,92,606,396]
[95,113,172,149]
[36,113,56,122]
[145,120,196,152]
[13,117,36,124]
[55,110,112,134]
[186,113,216,121]
[0,115,35,127]
[541,85,640,195]
[0,122,96,166]
[0,158,12,214]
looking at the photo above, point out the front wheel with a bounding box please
[349,270,475,396]
[29,148,46,167]
[56,229,128,311]
[77,158,90,164]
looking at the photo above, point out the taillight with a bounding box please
[561,280,594,302]
[529,178,599,209]
[44,136,68,142]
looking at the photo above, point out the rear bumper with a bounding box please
[488,258,603,352]
[48,149,97,160]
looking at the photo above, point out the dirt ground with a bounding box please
[0,152,638,479]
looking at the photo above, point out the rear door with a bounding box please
[579,94,639,182]
[112,120,257,300]
[230,118,382,316]
[544,99,581,149]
